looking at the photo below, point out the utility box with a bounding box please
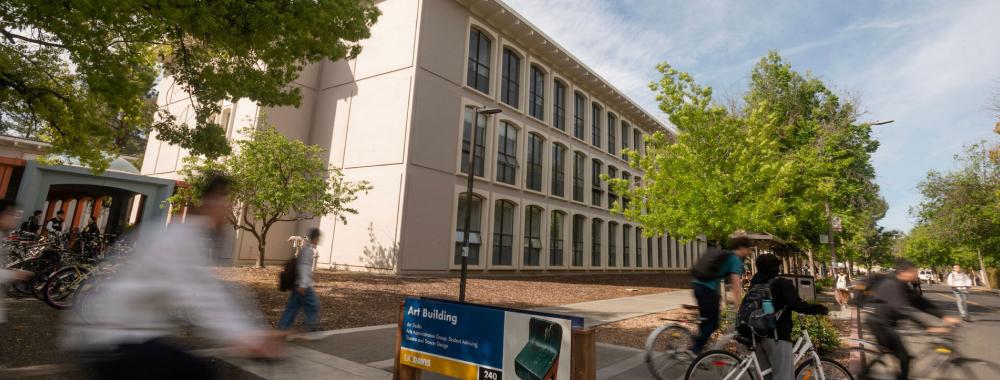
[780,274,817,301]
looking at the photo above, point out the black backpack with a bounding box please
[278,255,299,292]
[737,278,782,339]
[851,273,888,307]
[691,248,733,281]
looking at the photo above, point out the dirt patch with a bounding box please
[595,308,694,349]
[214,267,689,331]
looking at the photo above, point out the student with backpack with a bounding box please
[689,236,753,354]
[738,254,828,380]
[278,228,321,332]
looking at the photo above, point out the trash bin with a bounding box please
[779,274,816,301]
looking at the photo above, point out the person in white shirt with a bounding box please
[1,200,33,323]
[835,269,850,306]
[62,175,278,379]
[946,264,973,322]
[277,228,321,332]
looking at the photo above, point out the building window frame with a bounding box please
[491,199,517,267]
[591,218,603,268]
[591,102,602,148]
[573,91,586,140]
[550,211,566,267]
[453,192,484,266]
[572,151,586,203]
[526,133,544,192]
[553,80,567,132]
[466,27,492,95]
[607,113,617,155]
[523,205,543,267]
[591,159,603,207]
[500,48,522,109]
[623,224,632,268]
[572,214,586,267]
[608,222,618,267]
[460,107,488,177]
[496,121,519,185]
[529,65,545,120]
[551,143,566,197]
[620,121,631,160]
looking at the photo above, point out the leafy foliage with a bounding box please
[611,52,884,263]
[169,126,372,267]
[1,1,380,171]
[792,314,842,353]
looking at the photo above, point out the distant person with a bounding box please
[46,210,65,235]
[20,209,42,236]
[83,216,101,235]
[0,200,33,323]
[278,228,322,333]
[741,254,828,379]
[946,264,973,322]
[689,236,752,354]
[834,269,850,307]
[862,259,960,380]
[62,175,279,380]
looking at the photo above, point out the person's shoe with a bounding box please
[963,316,972,322]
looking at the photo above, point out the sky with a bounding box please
[504,0,1000,232]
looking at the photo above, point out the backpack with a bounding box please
[691,248,733,281]
[850,273,888,307]
[737,278,782,339]
[278,254,299,292]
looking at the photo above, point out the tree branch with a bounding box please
[1,29,67,48]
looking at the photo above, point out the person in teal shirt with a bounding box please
[690,236,752,353]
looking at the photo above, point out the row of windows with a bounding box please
[467,28,648,162]
[460,109,641,207]
[454,193,702,269]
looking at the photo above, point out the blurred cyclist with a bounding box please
[862,259,960,380]
[62,175,279,380]
[946,264,973,322]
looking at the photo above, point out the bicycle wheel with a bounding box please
[645,324,694,380]
[44,266,90,309]
[795,358,853,380]
[859,356,898,380]
[685,350,754,380]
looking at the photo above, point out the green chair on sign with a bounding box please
[514,317,563,380]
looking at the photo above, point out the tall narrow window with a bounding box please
[524,206,543,267]
[607,113,617,155]
[622,172,632,210]
[607,166,618,209]
[591,219,603,267]
[623,225,632,267]
[620,121,631,159]
[666,234,673,268]
[553,81,567,131]
[550,211,565,266]
[591,103,602,147]
[633,129,643,158]
[496,122,518,185]
[551,144,566,197]
[526,133,544,192]
[529,65,545,120]
[467,29,491,94]
[572,215,586,267]
[657,237,664,268]
[573,92,585,139]
[572,152,585,202]
[591,159,603,207]
[635,227,643,268]
[492,200,515,266]
[501,49,520,108]
[454,194,483,265]
[460,109,487,177]
[608,222,618,267]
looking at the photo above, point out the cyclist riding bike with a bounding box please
[862,259,961,380]
[689,236,753,354]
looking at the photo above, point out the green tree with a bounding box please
[613,52,883,270]
[1,1,380,171]
[170,126,372,267]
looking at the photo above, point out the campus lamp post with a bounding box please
[459,106,502,303]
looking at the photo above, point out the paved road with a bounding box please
[911,284,1000,379]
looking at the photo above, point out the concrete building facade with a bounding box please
[142,0,707,273]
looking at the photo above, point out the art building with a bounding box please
[142,0,707,273]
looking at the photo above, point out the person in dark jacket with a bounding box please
[747,254,828,380]
[862,259,960,380]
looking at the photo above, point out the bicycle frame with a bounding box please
[719,318,829,380]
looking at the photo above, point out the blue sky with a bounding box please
[505,0,1000,232]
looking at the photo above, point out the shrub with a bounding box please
[814,277,834,293]
[792,313,842,352]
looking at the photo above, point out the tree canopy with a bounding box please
[611,52,884,263]
[1,1,379,171]
[169,126,372,267]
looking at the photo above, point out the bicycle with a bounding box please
[645,304,741,380]
[685,314,852,380]
[852,325,1000,380]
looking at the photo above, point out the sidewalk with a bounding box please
[213,289,694,379]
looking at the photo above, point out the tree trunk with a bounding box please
[977,249,991,289]
[806,249,816,277]
[255,231,268,268]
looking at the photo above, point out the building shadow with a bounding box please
[359,222,398,273]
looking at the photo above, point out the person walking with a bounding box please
[742,254,828,380]
[834,269,850,307]
[1,200,33,323]
[689,236,752,354]
[946,264,973,322]
[61,175,279,380]
[278,228,322,333]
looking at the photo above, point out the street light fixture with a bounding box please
[459,105,501,303]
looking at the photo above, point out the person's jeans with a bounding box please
[953,288,969,317]
[278,287,320,331]
[755,338,793,380]
[691,283,720,354]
